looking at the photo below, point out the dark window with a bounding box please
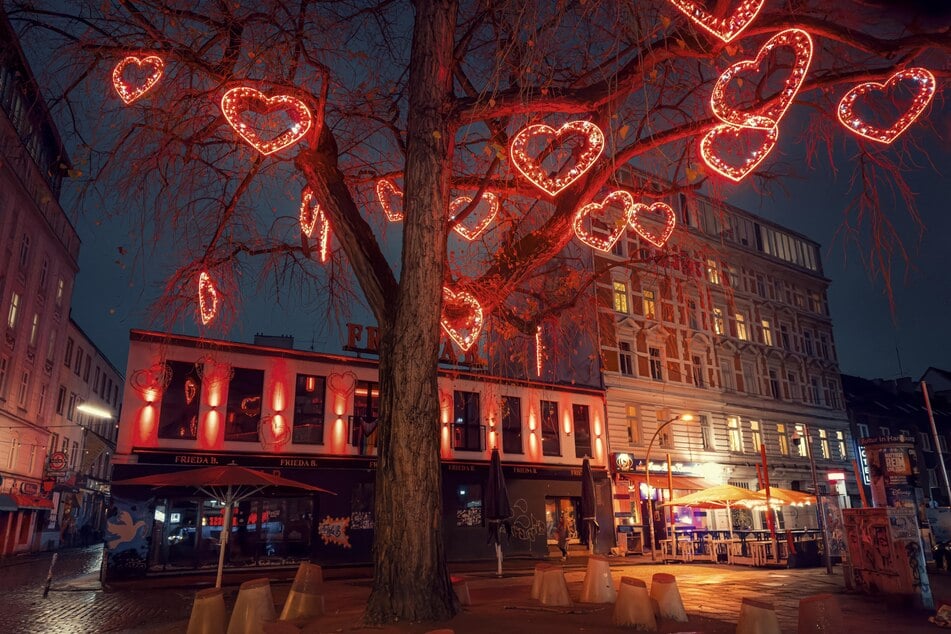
[649,347,663,381]
[351,381,380,454]
[453,391,482,451]
[619,342,634,376]
[540,400,561,456]
[769,369,781,400]
[454,483,483,527]
[501,396,523,454]
[64,337,73,367]
[158,361,202,439]
[573,404,592,459]
[224,368,264,442]
[293,374,325,444]
[55,385,66,415]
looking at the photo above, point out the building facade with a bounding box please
[596,173,855,550]
[107,330,611,580]
[0,11,80,554]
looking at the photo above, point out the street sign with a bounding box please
[48,452,67,472]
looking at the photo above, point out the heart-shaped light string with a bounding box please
[112,55,165,104]
[450,192,500,241]
[375,179,404,222]
[665,0,765,43]
[699,123,779,182]
[509,120,605,196]
[572,190,635,252]
[197,271,220,325]
[220,86,313,155]
[629,202,677,248]
[300,188,330,263]
[440,287,484,352]
[837,68,936,144]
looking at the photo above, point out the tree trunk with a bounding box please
[365,0,458,624]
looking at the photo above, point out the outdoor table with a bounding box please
[711,538,739,563]
[660,539,695,562]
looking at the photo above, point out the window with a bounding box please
[761,320,773,346]
[794,424,808,457]
[692,355,704,388]
[352,381,380,451]
[453,391,482,451]
[769,369,781,399]
[818,429,830,459]
[818,334,830,359]
[94,367,100,393]
[55,278,65,307]
[619,342,634,376]
[70,441,79,469]
[809,378,820,405]
[573,404,592,458]
[779,323,791,350]
[700,415,715,450]
[293,374,326,444]
[67,392,76,421]
[540,400,561,456]
[803,330,814,356]
[687,299,699,330]
[777,424,789,455]
[37,384,48,417]
[56,385,66,414]
[29,313,39,347]
[454,484,483,527]
[722,263,738,288]
[64,337,73,367]
[224,368,265,442]
[649,347,663,381]
[940,435,948,453]
[787,372,800,401]
[857,423,869,438]
[742,363,758,395]
[74,348,83,375]
[83,356,91,382]
[705,259,720,284]
[48,433,59,459]
[735,313,748,340]
[728,416,743,452]
[7,433,18,469]
[824,379,841,409]
[613,281,628,313]
[750,420,762,453]
[720,360,735,391]
[39,257,49,289]
[879,426,891,437]
[626,404,641,445]
[501,396,523,454]
[642,290,656,319]
[837,431,847,459]
[18,234,31,268]
[713,308,724,335]
[46,331,56,362]
[7,291,20,328]
[17,371,29,407]
[0,356,8,398]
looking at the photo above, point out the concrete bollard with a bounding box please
[649,572,687,622]
[613,576,657,630]
[797,593,843,633]
[227,578,278,634]
[450,575,471,606]
[537,566,572,607]
[580,555,617,603]
[187,587,227,634]
[279,562,324,621]
[531,563,555,600]
[736,597,781,634]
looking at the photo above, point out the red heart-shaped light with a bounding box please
[112,55,165,104]
[572,191,635,252]
[630,202,677,248]
[328,371,357,397]
[129,363,172,401]
[837,68,936,144]
[220,87,313,155]
[509,120,605,196]
[198,271,220,325]
[711,29,813,130]
[376,179,404,222]
[184,377,198,405]
[300,188,330,263]
[666,0,765,43]
[700,123,778,182]
[441,287,484,352]
[450,193,500,241]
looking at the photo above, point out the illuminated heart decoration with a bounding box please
[184,377,198,405]
[328,371,357,398]
[572,190,635,253]
[220,86,313,155]
[699,123,778,182]
[130,363,172,400]
[440,287,484,351]
[509,120,605,196]
[450,193,500,241]
[711,28,813,130]
[198,271,219,325]
[112,55,165,104]
[300,188,330,262]
[630,202,677,248]
[666,0,765,43]
[837,68,936,144]
[376,179,404,222]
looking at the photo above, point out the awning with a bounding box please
[620,473,712,492]
[12,494,54,510]
[0,494,17,512]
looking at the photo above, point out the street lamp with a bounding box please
[791,424,833,575]
[645,413,694,561]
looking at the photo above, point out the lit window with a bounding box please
[29,313,39,347]
[705,259,720,284]
[642,289,656,319]
[626,404,641,445]
[837,431,847,459]
[728,416,743,452]
[750,420,762,453]
[735,313,748,340]
[794,424,808,457]
[777,424,789,456]
[7,292,20,328]
[761,319,773,346]
[818,429,830,459]
[55,278,65,307]
[713,308,724,335]
[700,415,715,450]
[613,281,628,313]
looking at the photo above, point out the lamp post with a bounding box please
[792,424,834,575]
[646,414,694,561]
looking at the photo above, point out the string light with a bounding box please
[197,271,220,325]
[535,326,544,377]
[699,122,778,182]
[129,363,172,402]
[710,28,814,130]
[509,120,605,196]
[665,0,765,43]
[300,188,330,263]
[571,190,634,252]
[629,202,677,248]
[184,378,198,405]
[112,55,165,104]
[220,87,312,155]
[449,192,499,241]
[375,179,404,222]
[837,68,936,144]
[440,287,484,352]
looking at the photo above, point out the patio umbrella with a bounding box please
[580,457,599,554]
[484,448,512,577]
[756,487,815,506]
[113,464,334,588]
[663,484,766,538]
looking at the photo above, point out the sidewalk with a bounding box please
[124,555,951,634]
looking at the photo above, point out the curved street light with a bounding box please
[645,413,694,561]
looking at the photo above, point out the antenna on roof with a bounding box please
[896,346,905,377]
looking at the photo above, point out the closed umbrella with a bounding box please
[484,448,512,577]
[580,457,599,554]
[113,464,334,588]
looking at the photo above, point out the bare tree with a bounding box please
[11,0,948,623]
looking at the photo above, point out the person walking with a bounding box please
[556,515,569,561]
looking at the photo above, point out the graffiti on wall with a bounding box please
[510,498,546,542]
[318,516,351,548]
[105,496,153,577]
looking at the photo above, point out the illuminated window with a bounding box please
[573,404,591,459]
[626,404,641,445]
[7,291,20,329]
[700,415,715,451]
[642,289,656,319]
[713,308,724,335]
[735,313,748,340]
[794,424,808,457]
[293,374,326,445]
[837,431,847,459]
[818,429,830,459]
[29,313,39,347]
[705,259,720,284]
[777,424,789,456]
[750,420,762,453]
[55,278,65,307]
[761,319,773,346]
[728,416,743,453]
[613,281,628,313]
[540,400,561,456]
[453,390,482,452]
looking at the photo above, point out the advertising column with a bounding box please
[860,436,919,510]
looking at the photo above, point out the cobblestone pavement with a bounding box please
[1,549,948,633]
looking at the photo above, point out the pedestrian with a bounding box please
[556,515,568,561]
